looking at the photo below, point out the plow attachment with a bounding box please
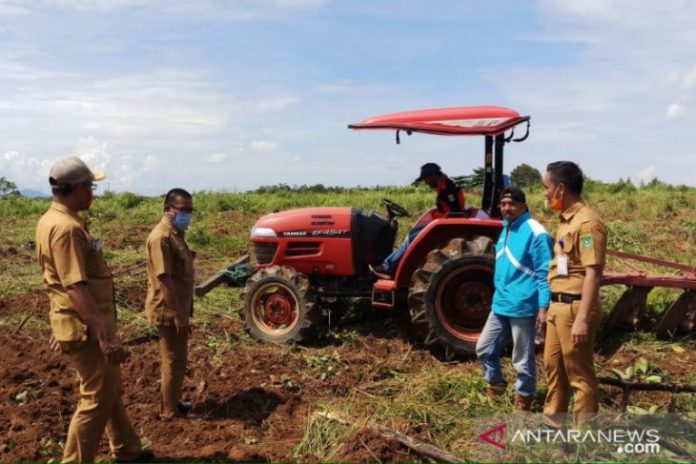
[602,250,696,339]
[195,254,256,298]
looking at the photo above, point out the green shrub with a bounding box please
[116,192,146,209]
[0,196,50,217]
[186,225,212,247]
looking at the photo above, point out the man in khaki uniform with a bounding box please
[35,157,151,462]
[145,188,194,419]
[542,161,607,429]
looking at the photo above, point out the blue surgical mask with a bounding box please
[172,212,192,230]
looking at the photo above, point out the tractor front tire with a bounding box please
[408,236,495,360]
[241,266,318,344]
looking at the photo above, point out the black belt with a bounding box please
[551,292,582,304]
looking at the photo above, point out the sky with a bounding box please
[0,0,694,194]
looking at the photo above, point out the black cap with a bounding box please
[500,186,527,203]
[414,162,442,183]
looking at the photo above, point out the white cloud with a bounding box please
[0,138,159,192]
[666,103,685,119]
[0,150,54,190]
[0,2,29,15]
[636,165,657,184]
[276,0,328,9]
[540,0,696,28]
[243,95,299,113]
[205,152,229,163]
[248,140,279,154]
[0,62,231,141]
[45,0,152,11]
[666,66,696,90]
[483,0,696,186]
[68,137,159,191]
[0,47,305,192]
[0,0,329,18]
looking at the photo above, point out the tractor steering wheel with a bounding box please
[382,199,411,218]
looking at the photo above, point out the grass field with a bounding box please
[1,181,695,461]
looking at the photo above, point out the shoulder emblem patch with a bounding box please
[581,235,593,249]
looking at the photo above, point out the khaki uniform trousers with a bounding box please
[158,325,189,418]
[60,341,141,463]
[543,300,602,428]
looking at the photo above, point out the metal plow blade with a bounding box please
[602,250,696,339]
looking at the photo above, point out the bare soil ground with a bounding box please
[0,291,419,462]
[2,286,694,462]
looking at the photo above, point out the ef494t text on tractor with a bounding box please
[197,105,696,359]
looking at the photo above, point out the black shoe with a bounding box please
[177,400,192,417]
[369,264,392,279]
[116,449,155,463]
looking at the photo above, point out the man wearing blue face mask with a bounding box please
[145,188,195,419]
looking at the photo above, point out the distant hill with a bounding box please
[20,188,50,198]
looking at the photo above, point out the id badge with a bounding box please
[92,239,102,253]
[557,254,568,276]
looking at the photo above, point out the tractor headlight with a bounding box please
[250,227,277,238]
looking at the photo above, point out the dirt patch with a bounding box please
[107,224,153,249]
[115,282,148,312]
[0,290,49,319]
[0,333,72,462]
[0,325,310,462]
[595,341,696,411]
[0,292,427,462]
[3,282,694,462]
[336,428,416,462]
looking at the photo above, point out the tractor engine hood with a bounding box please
[251,207,354,239]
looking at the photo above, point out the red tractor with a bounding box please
[198,106,531,358]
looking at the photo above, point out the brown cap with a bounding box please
[48,157,106,188]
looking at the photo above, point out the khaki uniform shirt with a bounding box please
[35,202,116,341]
[145,218,194,326]
[548,201,607,294]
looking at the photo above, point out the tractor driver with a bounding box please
[370,162,465,278]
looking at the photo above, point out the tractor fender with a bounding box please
[392,218,502,288]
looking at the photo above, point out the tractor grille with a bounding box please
[253,242,278,264]
[285,241,321,257]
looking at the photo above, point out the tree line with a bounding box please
[0,164,686,199]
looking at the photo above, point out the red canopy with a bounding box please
[348,106,529,136]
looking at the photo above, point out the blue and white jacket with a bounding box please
[492,210,553,318]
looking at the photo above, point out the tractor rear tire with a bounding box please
[408,236,495,360]
[241,266,319,344]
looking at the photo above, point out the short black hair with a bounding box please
[546,161,584,196]
[164,188,192,208]
[51,185,74,196]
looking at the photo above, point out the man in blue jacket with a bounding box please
[476,186,553,411]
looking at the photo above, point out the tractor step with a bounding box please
[372,279,396,309]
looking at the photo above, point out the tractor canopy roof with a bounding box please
[348,106,529,137]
